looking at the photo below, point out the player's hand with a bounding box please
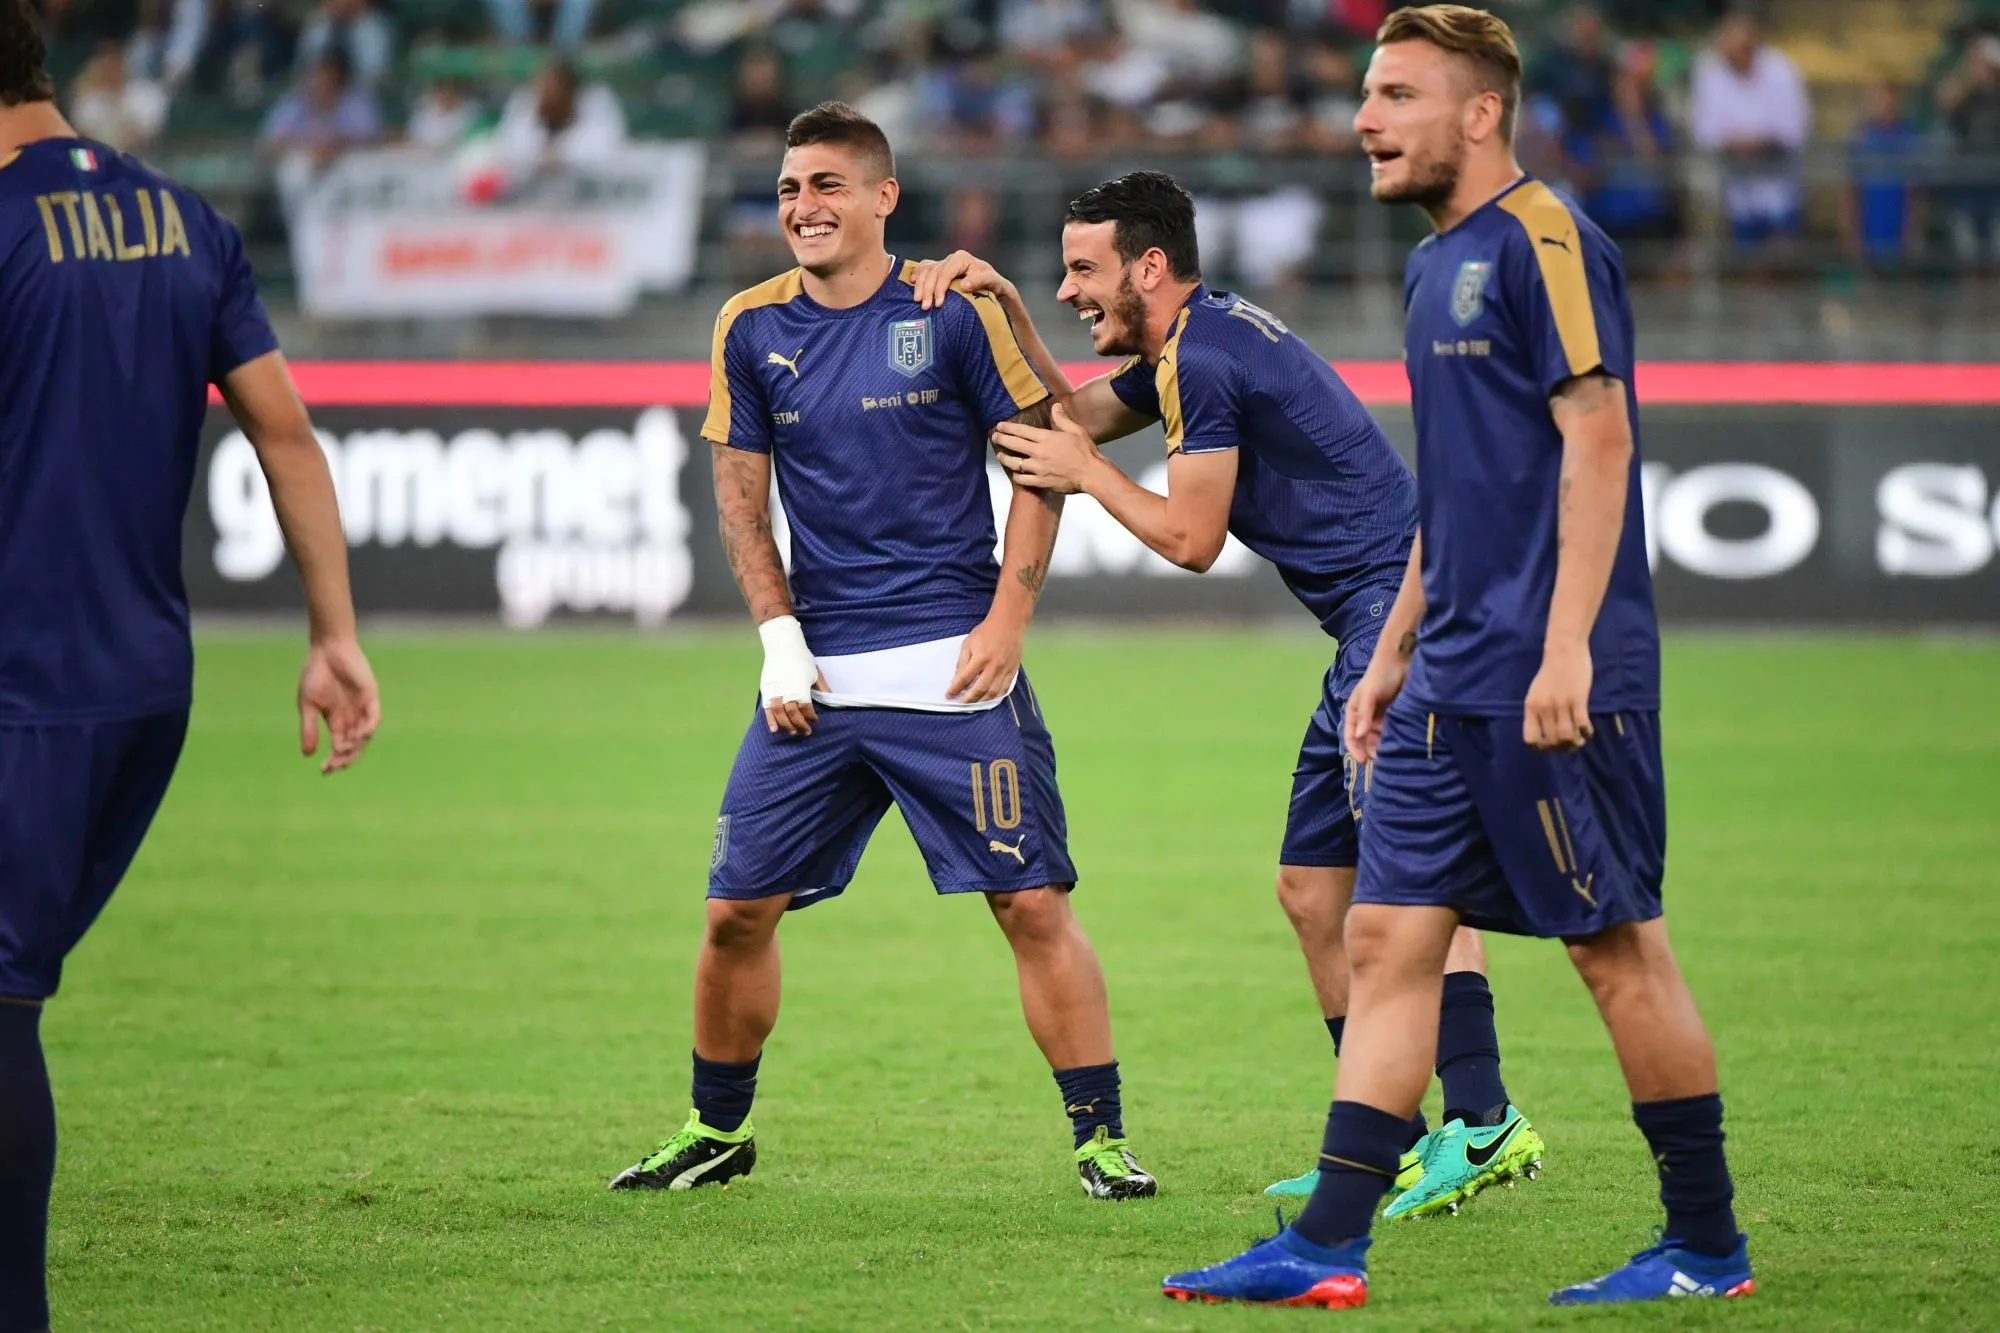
[991,404,1099,495]
[1524,641,1594,751]
[910,250,1012,310]
[1343,653,1408,764]
[948,615,1023,704]
[298,636,381,775]
[758,614,826,736]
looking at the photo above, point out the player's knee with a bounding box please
[988,886,1072,949]
[704,897,782,951]
[1274,864,1350,936]
[1565,927,1643,1005]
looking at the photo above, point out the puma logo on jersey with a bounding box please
[989,836,1026,865]
[1539,234,1573,252]
[767,348,804,378]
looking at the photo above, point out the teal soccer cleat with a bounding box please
[1381,1105,1544,1219]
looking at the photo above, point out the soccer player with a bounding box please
[911,171,1544,1220]
[0,11,381,1330]
[1164,5,1752,1308]
[605,103,1155,1201]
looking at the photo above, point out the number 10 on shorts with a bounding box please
[970,760,1021,832]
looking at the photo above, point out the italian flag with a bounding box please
[71,147,97,172]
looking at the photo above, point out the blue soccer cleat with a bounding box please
[1550,1235,1755,1305]
[1163,1216,1370,1309]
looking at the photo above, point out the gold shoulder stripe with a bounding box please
[897,258,918,285]
[701,269,805,445]
[1155,308,1191,455]
[0,149,20,172]
[1497,181,1600,378]
[961,289,1046,411]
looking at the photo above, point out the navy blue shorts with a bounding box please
[708,672,1074,908]
[1280,663,1363,869]
[0,710,189,1000]
[1354,696,1665,939]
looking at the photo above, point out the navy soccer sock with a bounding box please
[1053,1061,1123,1149]
[1292,1100,1405,1248]
[1436,970,1509,1126]
[690,1051,759,1134]
[1326,1016,1427,1151]
[1632,1093,1740,1258]
[0,1003,53,1333]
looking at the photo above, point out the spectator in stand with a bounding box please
[1567,40,1679,242]
[1936,31,2000,268]
[1530,3,1617,141]
[1114,0,1240,86]
[1689,9,1812,251]
[294,0,391,92]
[729,45,792,153]
[997,0,1104,63]
[769,0,857,110]
[1073,23,1168,119]
[486,0,597,50]
[1299,36,1359,153]
[1841,75,1925,270]
[69,37,167,153]
[260,47,381,205]
[1195,28,1323,291]
[123,0,204,90]
[406,75,481,149]
[495,55,626,171]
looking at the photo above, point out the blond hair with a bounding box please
[1377,4,1523,143]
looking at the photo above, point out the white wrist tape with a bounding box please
[757,614,818,706]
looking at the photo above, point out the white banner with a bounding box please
[291,143,706,319]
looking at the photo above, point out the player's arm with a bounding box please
[990,410,1237,572]
[1530,371,1632,751]
[1345,532,1424,763]
[217,351,380,773]
[952,397,1063,703]
[912,251,1153,442]
[703,311,820,736]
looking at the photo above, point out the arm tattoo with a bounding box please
[711,442,792,623]
[1397,631,1417,656]
[999,397,1062,604]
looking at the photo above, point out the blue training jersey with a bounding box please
[1401,176,1659,714]
[702,259,1049,656]
[1106,286,1416,656]
[0,137,278,722]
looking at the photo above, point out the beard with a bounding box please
[1095,270,1152,357]
[1371,132,1464,208]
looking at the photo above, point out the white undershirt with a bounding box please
[810,634,1013,713]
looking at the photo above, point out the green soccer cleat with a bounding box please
[1263,1142,1426,1199]
[1381,1106,1544,1220]
[608,1110,756,1190]
[1076,1126,1158,1199]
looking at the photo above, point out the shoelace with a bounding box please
[1081,1132,1133,1177]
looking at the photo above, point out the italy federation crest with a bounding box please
[888,317,931,378]
[1450,260,1494,327]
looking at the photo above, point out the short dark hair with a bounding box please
[313,45,354,89]
[1,0,56,107]
[785,101,895,181]
[1064,171,1201,282]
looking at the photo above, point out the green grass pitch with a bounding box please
[45,628,2000,1330]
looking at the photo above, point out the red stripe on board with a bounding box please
[207,360,2000,408]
